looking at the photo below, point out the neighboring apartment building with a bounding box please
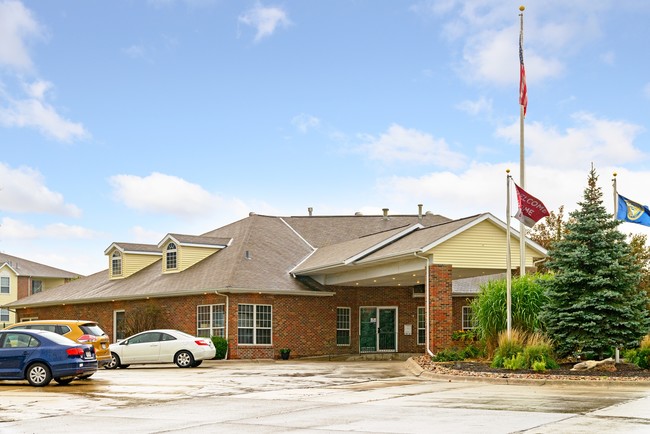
[4,208,546,359]
[0,253,81,327]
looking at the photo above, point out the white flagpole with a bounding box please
[506,170,513,338]
[612,172,620,363]
[519,6,527,277]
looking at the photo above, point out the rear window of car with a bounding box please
[79,324,107,336]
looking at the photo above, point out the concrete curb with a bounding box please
[405,357,650,388]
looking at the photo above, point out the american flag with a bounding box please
[519,24,527,117]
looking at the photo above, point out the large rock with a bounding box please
[571,357,616,371]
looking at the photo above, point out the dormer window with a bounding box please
[112,251,122,276]
[166,243,177,270]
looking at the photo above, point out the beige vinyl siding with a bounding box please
[122,253,160,278]
[431,220,538,269]
[42,278,68,290]
[178,246,219,271]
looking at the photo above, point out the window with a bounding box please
[31,280,43,295]
[462,306,476,330]
[1,276,9,294]
[112,251,122,276]
[197,304,225,338]
[336,307,351,346]
[417,307,426,345]
[237,304,271,345]
[166,242,177,270]
[0,308,9,322]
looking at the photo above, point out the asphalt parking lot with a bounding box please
[1,358,649,433]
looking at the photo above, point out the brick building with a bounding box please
[4,209,545,359]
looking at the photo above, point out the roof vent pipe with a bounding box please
[382,208,389,219]
[308,207,313,216]
[418,204,423,221]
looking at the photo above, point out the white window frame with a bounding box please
[112,251,122,276]
[0,276,9,294]
[237,304,272,345]
[417,306,426,345]
[31,280,43,295]
[197,304,225,338]
[336,307,351,346]
[462,306,476,330]
[166,242,177,270]
[0,308,9,322]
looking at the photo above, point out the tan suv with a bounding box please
[4,320,111,371]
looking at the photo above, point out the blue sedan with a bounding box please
[0,329,98,386]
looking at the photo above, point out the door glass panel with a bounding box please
[359,308,377,353]
[378,309,396,351]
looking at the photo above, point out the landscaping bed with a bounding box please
[415,356,650,382]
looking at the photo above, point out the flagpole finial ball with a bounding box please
[519,5,525,11]
[613,172,617,177]
[506,169,510,174]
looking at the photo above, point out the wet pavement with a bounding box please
[1,358,649,433]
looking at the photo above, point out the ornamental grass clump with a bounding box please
[491,329,525,368]
[492,329,559,370]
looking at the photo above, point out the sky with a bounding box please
[1,0,649,276]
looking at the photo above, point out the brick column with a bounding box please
[429,264,453,352]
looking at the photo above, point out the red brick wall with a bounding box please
[15,264,456,359]
[429,264,453,352]
[17,276,29,299]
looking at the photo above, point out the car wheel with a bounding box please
[191,360,203,367]
[175,350,194,368]
[26,363,52,387]
[105,353,120,369]
[54,377,74,385]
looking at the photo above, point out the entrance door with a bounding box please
[359,307,397,353]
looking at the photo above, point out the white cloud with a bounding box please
[496,112,646,168]
[0,162,82,216]
[108,172,256,225]
[456,96,492,116]
[357,124,466,168]
[0,217,96,240]
[291,113,320,133]
[238,3,291,42]
[0,84,89,142]
[0,0,43,70]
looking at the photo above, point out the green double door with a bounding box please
[359,307,397,353]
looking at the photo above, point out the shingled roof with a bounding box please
[0,252,81,279]
[4,211,545,309]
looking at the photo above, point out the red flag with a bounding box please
[514,184,548,228]
[519,24,527,116]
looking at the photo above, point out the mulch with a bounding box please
[415,356,650,382]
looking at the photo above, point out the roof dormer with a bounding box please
[157,234,231,274]
[104,243,162,279]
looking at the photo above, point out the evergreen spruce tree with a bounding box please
[540,167,650,359]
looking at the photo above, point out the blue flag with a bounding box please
[617,194,650,227]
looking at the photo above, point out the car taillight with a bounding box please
[66,347,85,357]
[195,340,210,346]
[77,334,97,343]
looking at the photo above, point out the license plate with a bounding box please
[101,343,107,349]
[85,350,92,358]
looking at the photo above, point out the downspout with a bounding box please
[215,291,229,360]
[414,252,435,357]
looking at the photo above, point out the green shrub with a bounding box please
[491,329,525,368]
[503,353,526,370]
[211,336,228,359]
[432,348,465,362]
[532,360,547,372]
[635,348,650,369]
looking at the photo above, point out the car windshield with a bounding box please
[80,324,107,336]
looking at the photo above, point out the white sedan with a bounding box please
[105,329,216,369]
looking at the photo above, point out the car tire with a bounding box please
[175,350,194,368]
[191,360,203,367]
[26,363,52,387]
[118,364,130,369]
[54,377,74,385]
[105,353,120,369]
